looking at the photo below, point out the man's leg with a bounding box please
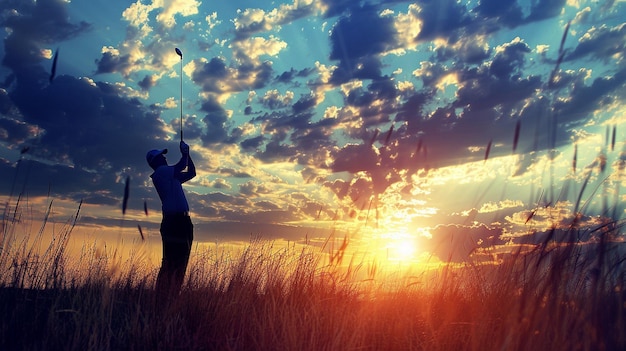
[155,215,193,295]
[170,215,193,291]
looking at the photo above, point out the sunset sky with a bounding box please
[1,0,625,266]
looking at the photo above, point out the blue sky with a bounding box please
[1,0,625,265]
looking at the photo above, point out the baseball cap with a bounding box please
[146,148,167,166]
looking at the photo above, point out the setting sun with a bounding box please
[387,236,418,262]
[374,229,424,265]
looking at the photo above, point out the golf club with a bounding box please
[175,47,189,169]
[175,47,183,141]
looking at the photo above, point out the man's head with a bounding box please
[146,148,168,170]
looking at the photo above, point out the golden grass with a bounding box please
[1,197,624,350]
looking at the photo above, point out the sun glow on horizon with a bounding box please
[374,228,429,267]
[386,238,417,262]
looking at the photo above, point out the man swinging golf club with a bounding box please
[147,141,195,296]
[147,47,195,296]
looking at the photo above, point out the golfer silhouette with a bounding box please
[146,140,196,296]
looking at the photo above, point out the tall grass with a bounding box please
[0,193,624,350]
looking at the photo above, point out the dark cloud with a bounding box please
[218,168,252,178]
[319,0,360,18]
[195,189,306,225]
[0,1,168,170]
[239,61,274,89]
[0,158,116,201]
[526,0,567,23]
[191,57,229,93]
[474,0,524,27]
[554,67,626,132]
[0,73,166,174]
[192,57,274,95]
[329,6,395,61]
[246,94,338,166]
[0,108,33,145]
[564,23,626,62]
[255,200,280,211]
[415,0,472,42]
[222,207,303,224]
[290,118,337,166]
[331,61,546,192]
[331,144,379,173]
[422,224,505,262]
[255,139,298,163]
[0,89,12,114]
[138,74,158,91]
[200,96,231,145]
[240,135,265,151]
[345,77,398,107]
[176,115,204,141]
[233,2,316,40]
[211,178,231,189]
[275,67,315,84]
[1,0,91,71]
[292,94,317,114]
[95,51,132,75]
[193,220,335,242]
[395,91,432,125]
[439,40,491,64]
[0,1,180,217]
[239,181,271,197]
[323,179,350,200]
[307,1,623,207]
[200,192,254,210]
[328,5,394,84]
[254,110,308,137]
[260,91,293,110]
[329,56,385,84]
[327,41,579,201]
[202,57,228,78]
[489,39,531,80]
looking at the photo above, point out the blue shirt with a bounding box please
[151,165,190,213]
[150,151,196,214]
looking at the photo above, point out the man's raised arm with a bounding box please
[174,141,196,182]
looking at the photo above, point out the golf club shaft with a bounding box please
[175,48,188,169]
[179,50,183,141]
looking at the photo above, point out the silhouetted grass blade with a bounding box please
[137,224,145,241]
[611,125,616,151]
[513,120,521,152]
[122,176,130,215]
[369,129,379,146]
[548,20,570,86]
[572,144,577,173]
[559,21,571,54]
[384,124,394,146]
[49,48,59,83]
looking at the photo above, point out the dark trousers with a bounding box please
[155,213,193,296]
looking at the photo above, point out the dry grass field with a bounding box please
[1,197,624,351]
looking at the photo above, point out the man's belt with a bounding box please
[163,211,190,217]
